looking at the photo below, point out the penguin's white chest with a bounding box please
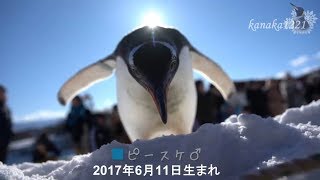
[116,46,196,141]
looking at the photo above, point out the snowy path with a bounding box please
[1,100,320,179]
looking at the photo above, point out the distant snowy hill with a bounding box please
[1,100,320,179]
[13,118,64,133]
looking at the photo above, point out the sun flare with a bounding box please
[141,11,164,28]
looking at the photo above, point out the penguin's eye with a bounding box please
[131,67,142,77]
[169,56,177,71]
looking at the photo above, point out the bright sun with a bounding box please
[141,11,164,28]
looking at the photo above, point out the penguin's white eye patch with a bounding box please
[157,41,177,57]
[129,43,145,66]
[128,41,177,66]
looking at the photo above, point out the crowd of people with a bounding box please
[32,95,131,162]
[0,71,319,163]
[0,85,131,163]
[194,73,320,127]
[64,96,130,156]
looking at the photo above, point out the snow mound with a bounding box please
[1,100,320,179]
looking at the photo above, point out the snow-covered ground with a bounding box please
[1,100,320,180]
[6,134,75,165]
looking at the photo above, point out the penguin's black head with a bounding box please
[128,40,178,124]
[290,3,304,16]
[116,26,188,124]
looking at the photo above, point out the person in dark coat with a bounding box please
[94,114,113,149]
[0,85,13,163]
[305,76,320,103]
[246,81,269,117]
[32,132,61,163]
[206,85,224,123]
[195,80,211,126]
[66,96,90,154]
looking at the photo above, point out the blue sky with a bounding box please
[1,0,319,122]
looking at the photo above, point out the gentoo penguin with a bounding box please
[58,26,235,141]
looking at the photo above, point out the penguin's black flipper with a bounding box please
[191,48,236,100]
[58,55,116,105]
